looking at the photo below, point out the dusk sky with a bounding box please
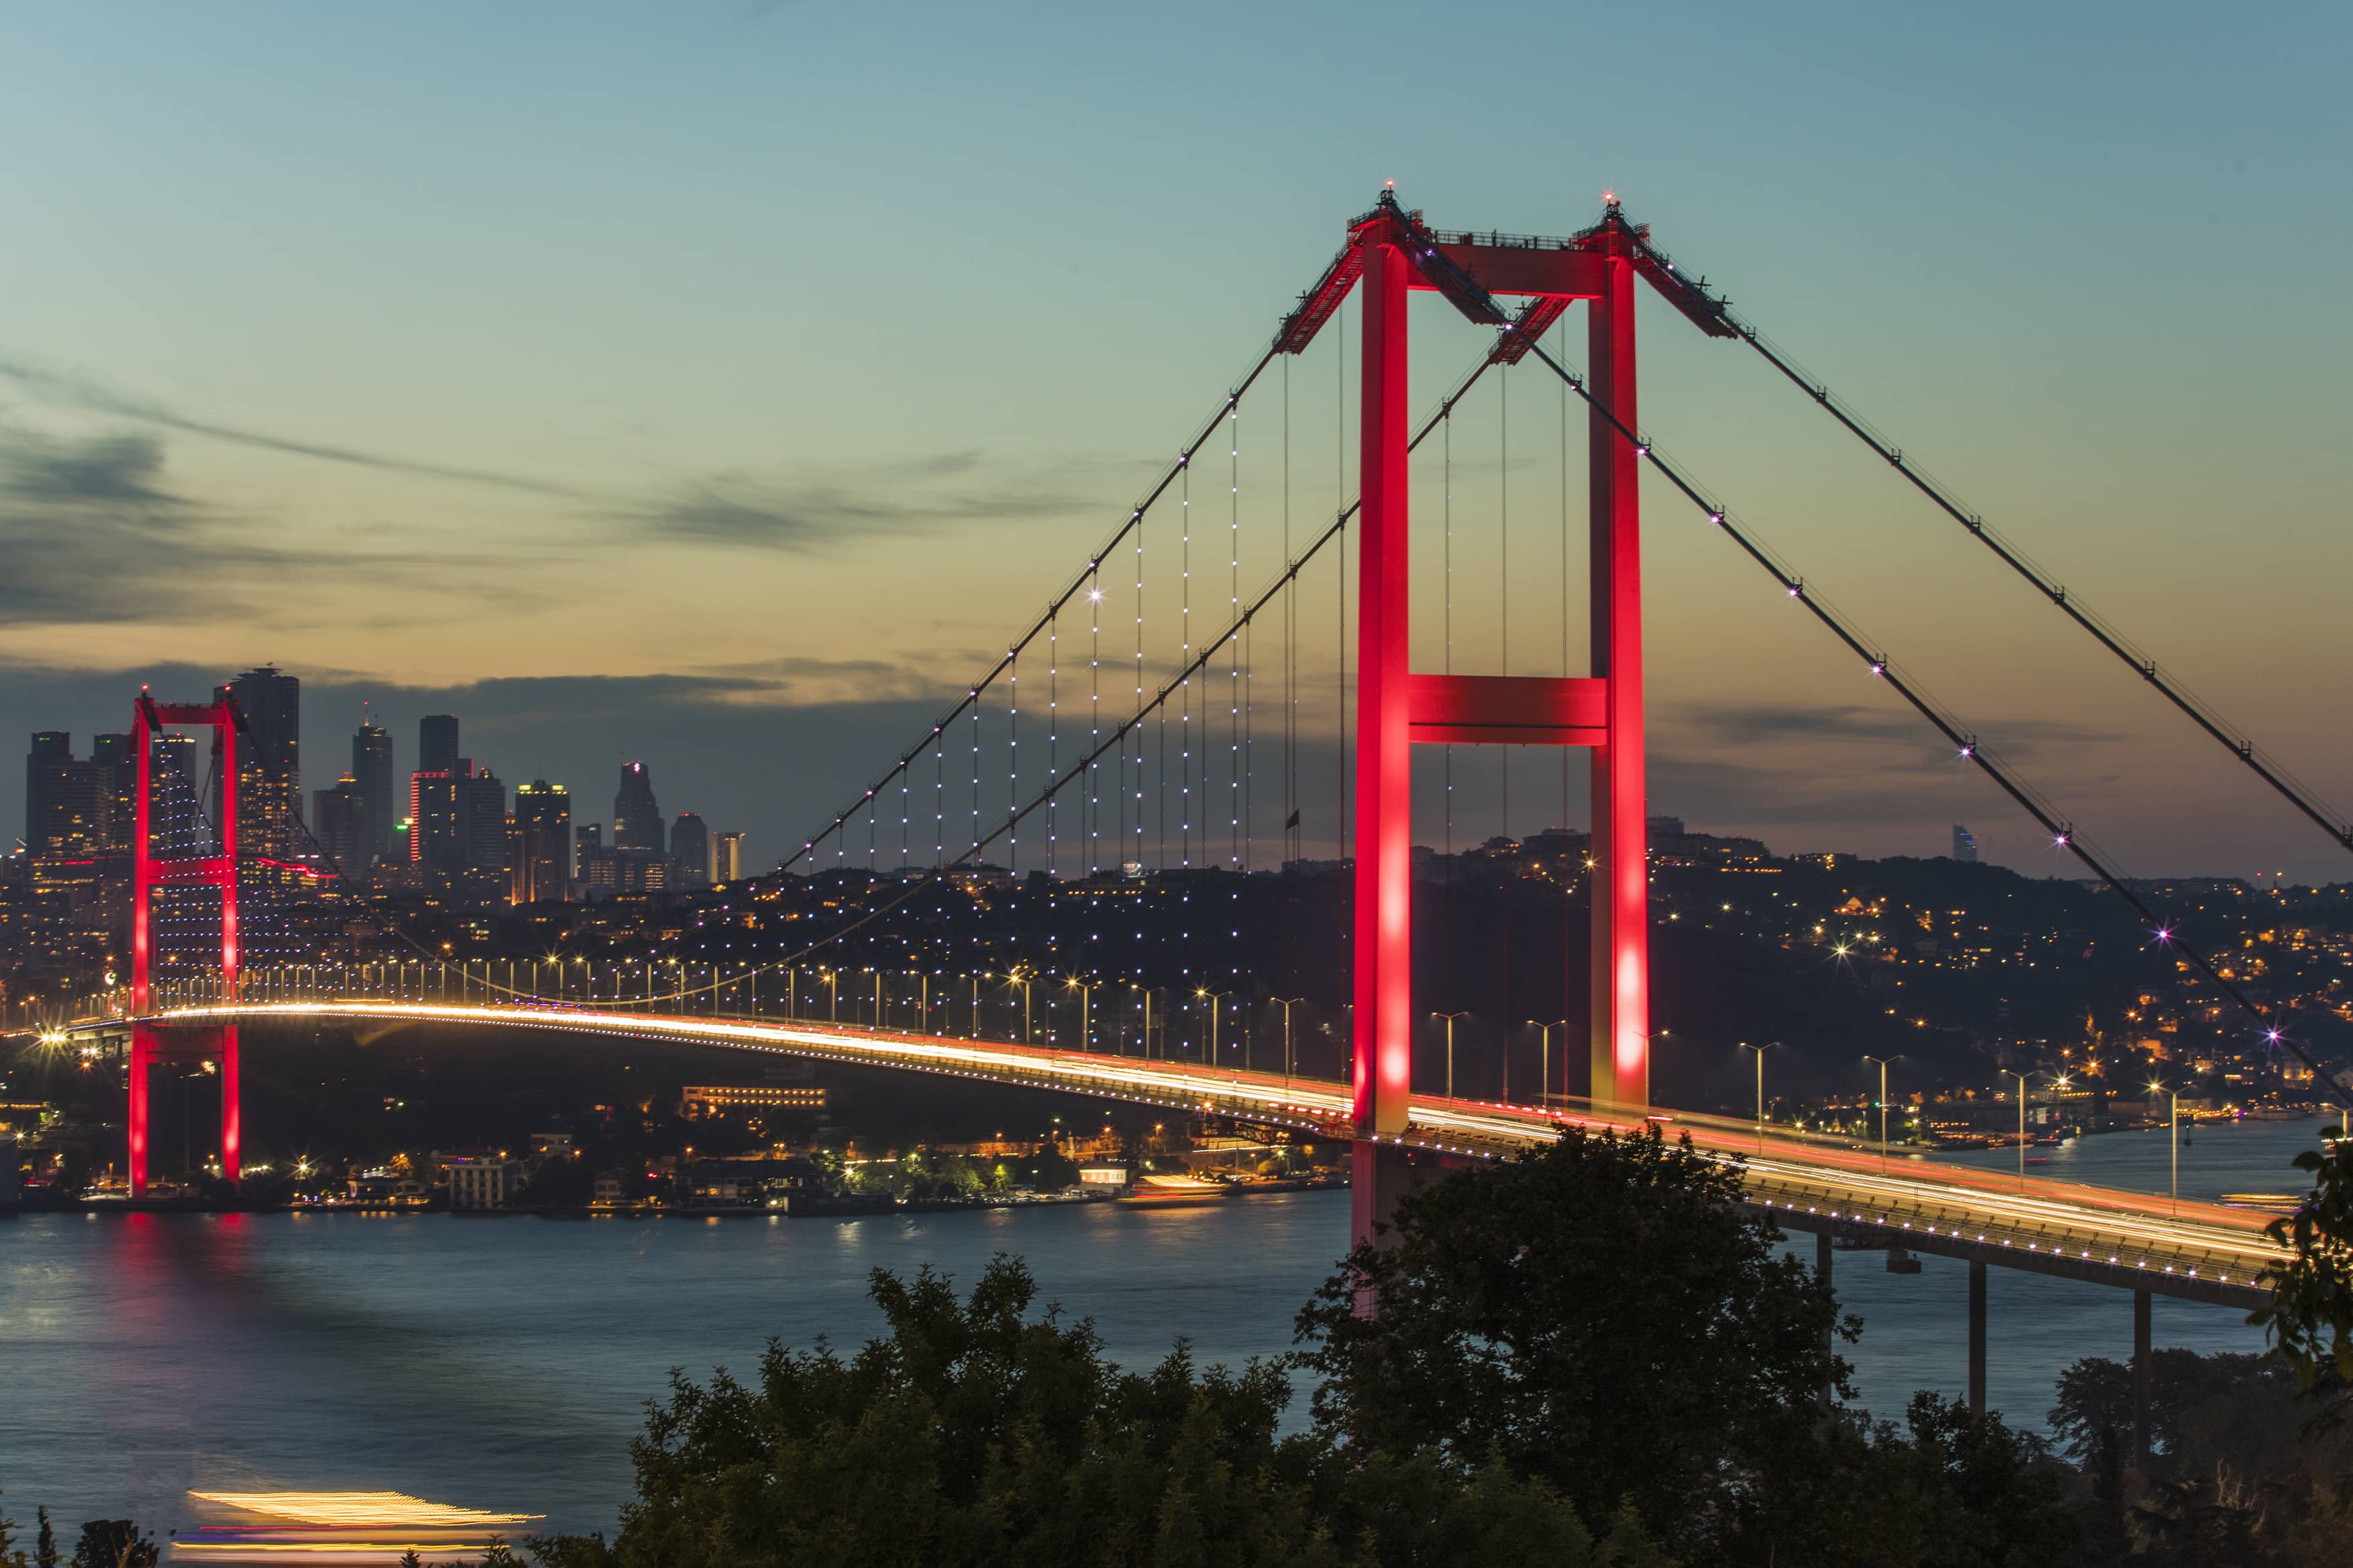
[3,1,2348,879]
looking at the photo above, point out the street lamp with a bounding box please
[1862,1054,1893,1168]
[1275,997,1308,1093]
[1737,1041,1782,1151]
[2149,1079,2180,1214]
[1196,989,1239,1066]
[1529,1019,1568,1109]
[1066,977,1100,1053]
[1435,1012,1472,1101]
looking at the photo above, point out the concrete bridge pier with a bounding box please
[2132,1289,2153,1464]
[1968,1260,1988,1413]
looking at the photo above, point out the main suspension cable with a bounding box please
[783,351,1287,872]
[1508,325,2340,1082]
[1611,220,2353,857]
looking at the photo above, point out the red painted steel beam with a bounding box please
[1408,673,1606,745]
[1417,243,1605,300]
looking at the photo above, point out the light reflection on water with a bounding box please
[0,1118,2316,1539]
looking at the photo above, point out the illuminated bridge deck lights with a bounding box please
[54,995,2286,1309]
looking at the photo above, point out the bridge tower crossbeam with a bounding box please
[128,689,245,1198]
[1345,194,1647,1247]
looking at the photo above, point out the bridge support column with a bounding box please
[1351,1141,1439,1251]
[218,1026,241,1184]
[2132,1289,2152,1464]
[1349,204,1412,1208]
[1587,233,1648,1110]
[1817,1231,1835,1407]
[1967,1260,1987,1413]
[127,1026,153,1198]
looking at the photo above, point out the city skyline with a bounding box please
[1,4,2348,879]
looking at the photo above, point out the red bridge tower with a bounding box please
[127,690,243,1198]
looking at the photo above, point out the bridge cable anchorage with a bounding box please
[1601,215,2353,858]
[1500,321,2346,1088]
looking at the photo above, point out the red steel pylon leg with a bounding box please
[218,1026,240,1183]
[128,1026,152,1198]
[1350,223,1414,1247]
[1588,235,1650,1110]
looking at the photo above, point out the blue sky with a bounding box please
[2,1,2348,876]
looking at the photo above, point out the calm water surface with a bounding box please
[0,1118,2321,1536]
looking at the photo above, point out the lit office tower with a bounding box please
[670,813,711,889]
[24,731,72,853]
[24,732,120,860]
[461,766,506,889]
[509,780,572,905]
[613,762,662,852]
[1952,824,1979,864]
[712,831,745,884]
[227,665,301,859]
[89,733,134,852]
[312,775,368,879]
[419,714,460,776]
[352,720,394,869]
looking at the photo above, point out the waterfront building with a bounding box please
[447,1155,526,1210]
[678,1084,827,1118]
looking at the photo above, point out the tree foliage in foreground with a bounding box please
[528,1255,1661,1568]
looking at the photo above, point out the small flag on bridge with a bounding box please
[1285,809,1301,829]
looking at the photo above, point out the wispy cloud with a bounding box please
[0,354,589,499]
[614,463,1096,552]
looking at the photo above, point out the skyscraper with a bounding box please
[461,766,506,890]
[352,720,394,869]
[420,714,460,776]
[711,831,745,883]
[1952,824,1979,864]
[89,733,134,853]
[670,813,711,889]
[312,775,368,880]
[228,665,301,860]
[613,762,662,852]
[24,732,70,854]
[510,780,571,905]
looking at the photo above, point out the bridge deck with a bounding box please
[77,999,2284,1309]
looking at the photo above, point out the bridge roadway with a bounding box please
[96,995,2280,1312]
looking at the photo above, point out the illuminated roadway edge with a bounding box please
[91,1001,2283,1311]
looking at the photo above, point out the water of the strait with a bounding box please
[0,1118,2312,1539]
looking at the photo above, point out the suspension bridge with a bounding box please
[26,188,2349,1415]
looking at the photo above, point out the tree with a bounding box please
[528,1255,1655,1568]
[1293,1124,1851,1551]
[66,1522,154,1568]
[2254,1131,2353,1428]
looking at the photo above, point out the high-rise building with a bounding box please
[461,766,506,886]
[1952,825,1979,864]
[614,762,662,852]
[227,665,301,860]
[510,779,571,905]
[312,775,369,880]
[352,720,394,869]
[670,813,711,889]
[712,831,745,883]
[89,733,134,853]
[410,757,508,906]
[24,732,73,854]
[575,821,614,899]
[420,714,460,776]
